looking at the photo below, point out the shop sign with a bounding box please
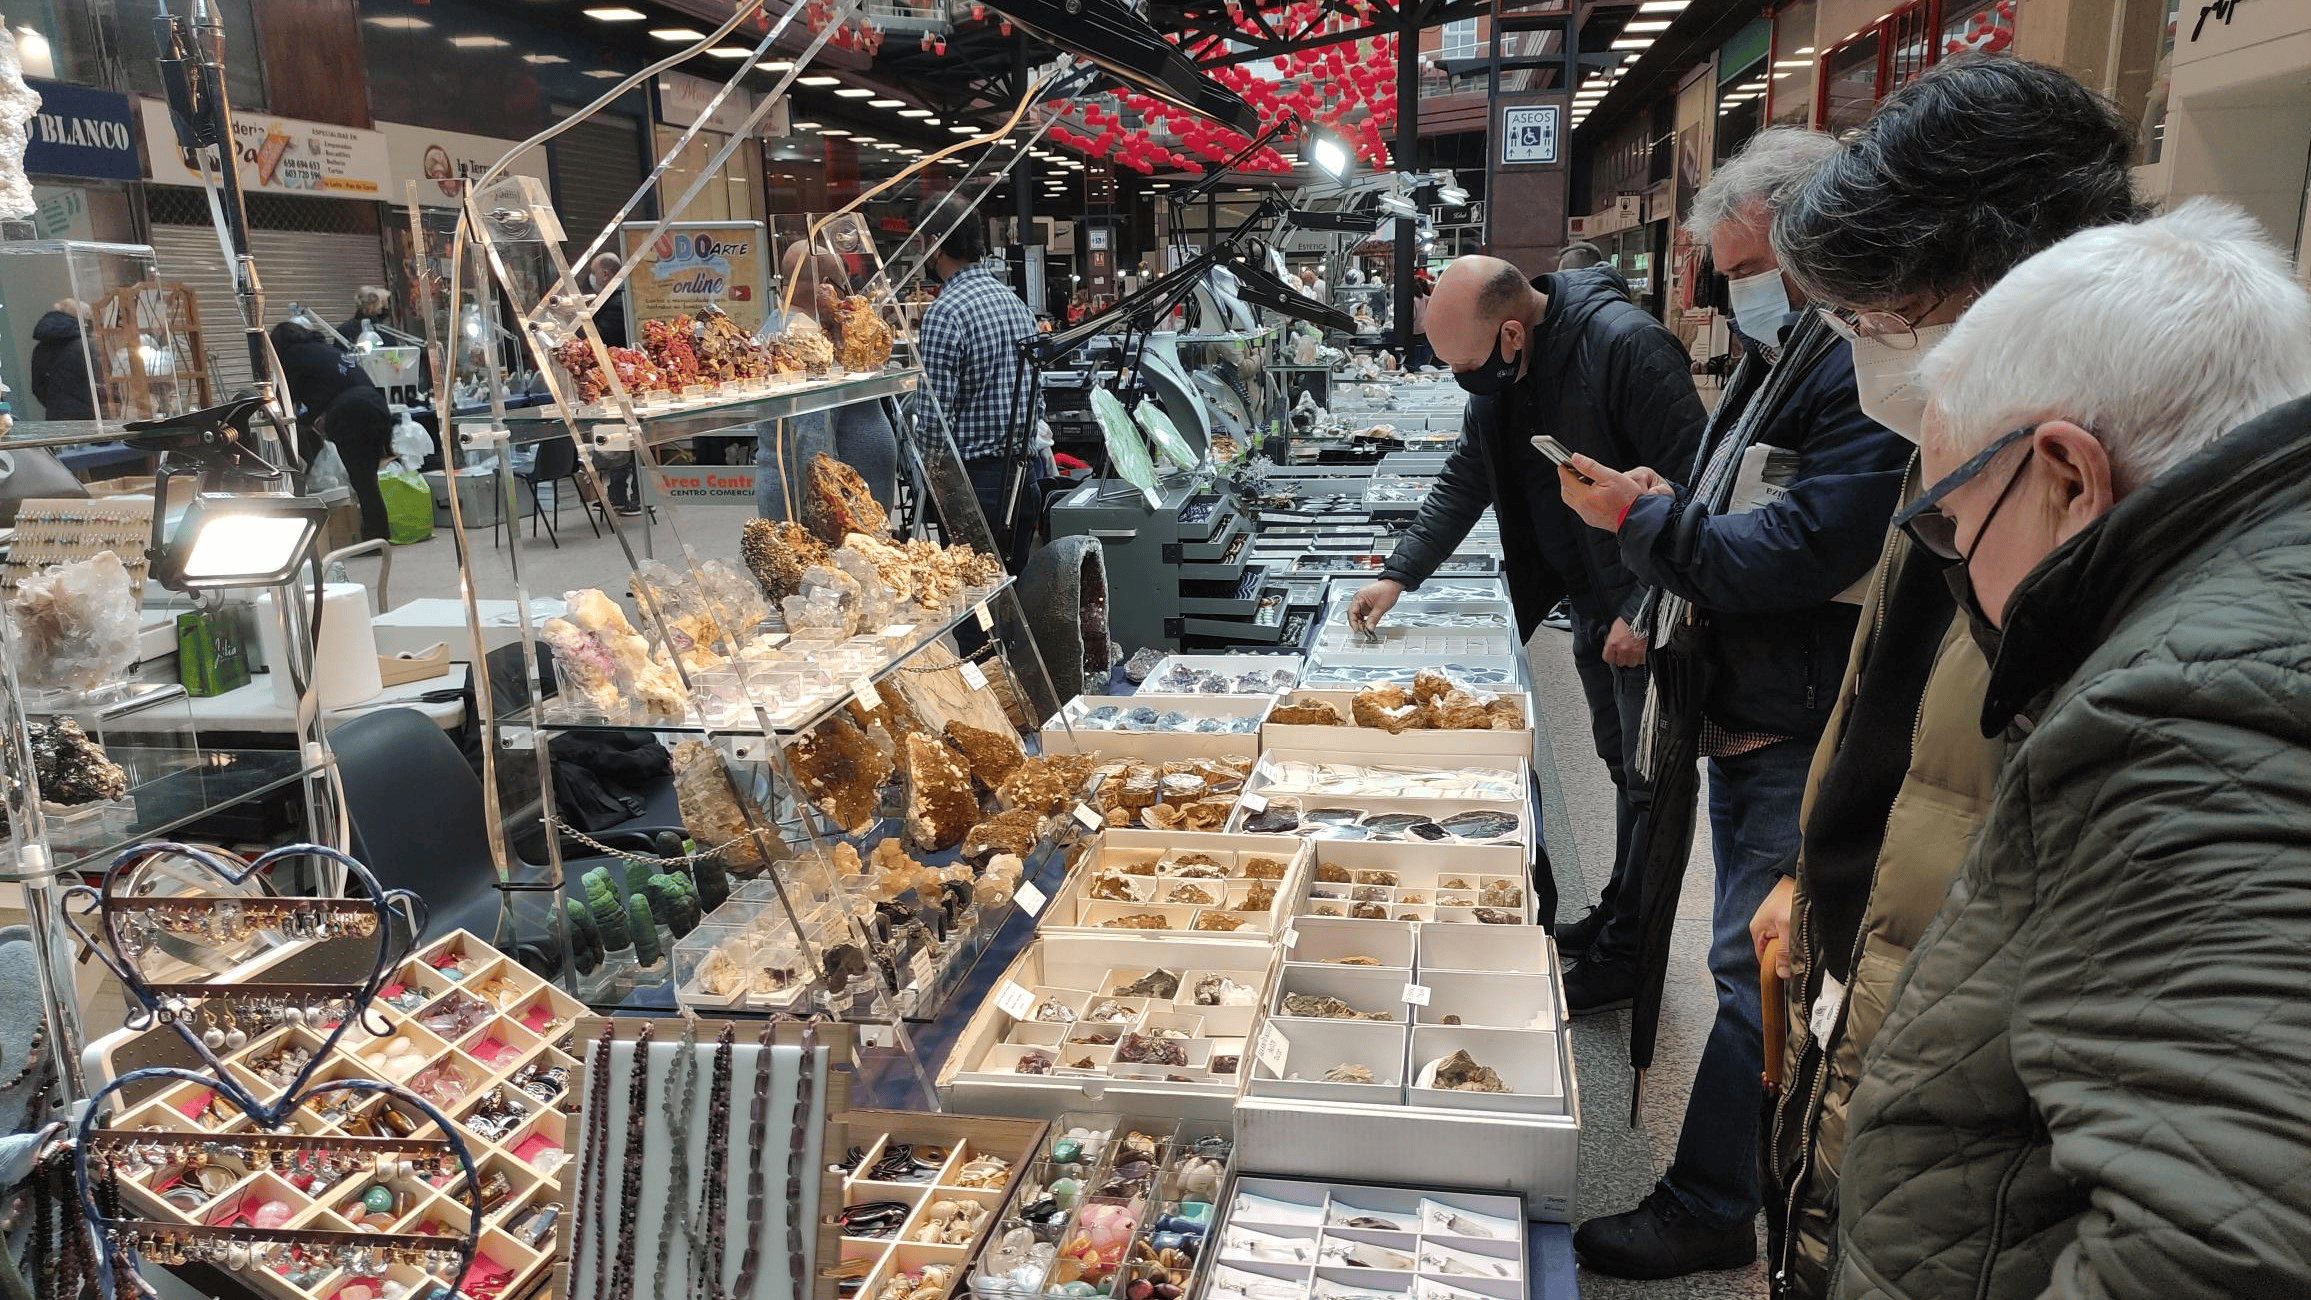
[140,99,392,201]
[652,464,758,499]
[379,123,550,208]
[1499,104,1560,166]
[24,80,140,180]
[31,186,95,240]
[658,70,759,137]
[619,220,771,335]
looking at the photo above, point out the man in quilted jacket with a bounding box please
[1835,199,2311,1299]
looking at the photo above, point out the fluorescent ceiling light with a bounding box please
[1626,20,1671,31]
[584,6,647,19]
[523,53,568,64]
[449,33,510,47]
[795,120,821,128]
[899,108,932,117]
[1774,59,1812,68]
[835,86,875,97]
[821,128,852,136]
[950,125,978,134]
[853,135,880,143]
[1611,37,1652,49]
[798,75,840,86]
[870,98,905,107]
[1794,46,1815,54]
[705,46,750,58]
[582,68,624,78]
[650,28,708,41]
[1637,1,1686,10]
[757,60,794,71]
[365,15,432,29]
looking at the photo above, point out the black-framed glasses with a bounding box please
[1817,288,1958,350]
[1891,424,2037,560]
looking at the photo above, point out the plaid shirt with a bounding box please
[917,262,1041,462]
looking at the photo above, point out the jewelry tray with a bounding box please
[90,930,589,1300]
[828,1110,1048,1300]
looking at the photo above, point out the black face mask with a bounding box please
[1453,324,1522,396]
[1936,549,2003,665]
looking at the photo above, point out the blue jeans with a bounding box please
[1660,736,1813,1229]
[1566,600,1651,958]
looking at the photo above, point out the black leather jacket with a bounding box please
[1380,266,1706,639]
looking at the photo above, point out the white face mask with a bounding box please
[1727,269,1800,352]
[1848,322,1956,442]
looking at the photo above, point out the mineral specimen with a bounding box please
[28,718,125,804]
[1440,811,1518,839]
[1267,699,1344,726]
[1315,863,1352,884]
[670,739,786,874]
[904,734,977,852]
[1116,1034,1187,1068]
[1473,908,1519,925]
[1192,976,1258,1006]
[1280,994,1390,1021]
[787,711,892,835]
[1101,913,1171,930]
[1321,1064,1375,1085]
[1192,914,1248,932]
[801,452,889,545]
[944,720,1025,787]
[820,284,894,372]
[961,808,1042,863]
[1479,881,1524,909]
[1112,969,1181,999]
[739,518,827,602]
[1424,1050,1509,1093]
[1240,856,1290,881]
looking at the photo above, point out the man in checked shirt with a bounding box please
[917,211,1044,561]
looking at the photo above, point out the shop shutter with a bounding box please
[149,206,387,395]
[548,109,646,258]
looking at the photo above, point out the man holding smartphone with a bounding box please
[1348,253,1706,934]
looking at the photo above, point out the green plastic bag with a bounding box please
[378,465,434,545]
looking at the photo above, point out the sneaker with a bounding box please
[1562,956,1637,1016]
[1573,1188,1756,1280]
[1541,599,1574,632]
[1555,906,1607,961]
[613,503,643,517]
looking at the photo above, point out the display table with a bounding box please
[94,663,471,734]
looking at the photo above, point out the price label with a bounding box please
[1073,803,1104,832]
[1281,926,1300,951]
[974,602,995,631]
[761,633,789,649]
[1016,880,1048,916]
[1239,791,1269,814]
[994,980,1037,1019]
[852,676,882,711]
[960,661,989,691]
[1401,983,1432,1007]
[1255,1023,1290,1077]
[910,950,937,988]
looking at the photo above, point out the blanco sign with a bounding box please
[379,123,550,208]
[140,99,392,201]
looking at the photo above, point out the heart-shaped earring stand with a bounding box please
[60,842,483,1300]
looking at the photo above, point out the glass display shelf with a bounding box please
[27,747,317,874]
[510,577,1015,739]
[493,367,918,448]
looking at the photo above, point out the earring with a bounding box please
[201,1011,226,1051]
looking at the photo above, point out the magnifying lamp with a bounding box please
[152,494,330,590]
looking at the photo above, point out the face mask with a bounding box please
[1453,324,1522,396]
[1937,553,2003,665]
[1727,269,1800,353]
[1849,322,1956,442]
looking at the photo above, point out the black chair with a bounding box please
[511,435,599,549]
[331,706,680,980]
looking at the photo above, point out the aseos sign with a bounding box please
[618,221,770,335]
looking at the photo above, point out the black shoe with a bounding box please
[1574,1188,1756,1280]
[1541,599,1574,632]
[1563,956,1637,1016]
[1555,906,1607,961]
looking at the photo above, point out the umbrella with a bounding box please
[1761,936,1790,1280]
[1624,614,1709,1125]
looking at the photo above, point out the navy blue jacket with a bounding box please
[1617,329,1910,739]
[1382,266,1708,639]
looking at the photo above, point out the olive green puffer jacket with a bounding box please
[1835,393,2311,1300]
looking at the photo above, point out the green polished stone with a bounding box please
[1051,1137,1082,1163]
[362,1185,395,1215]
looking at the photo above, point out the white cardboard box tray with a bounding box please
[1141,654,1305,695]
[1040,830,1312,941]
[937,933,1280,1121]
[1295,841,1536,926]
[1262,690,1534,759]
[1042,694,1274,762]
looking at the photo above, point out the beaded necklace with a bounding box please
[653,1017,702,1297]
[609,1022,655,1300]
[576,1023,616,1300]
[698,1023,737,1300]
[729,1020,779,1300]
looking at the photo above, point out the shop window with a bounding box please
[1820,30,1880,133]
[1440,19,1478,61]
[655,126,765,225]
[2118,0,2179,165]
[1768,0,1818,127]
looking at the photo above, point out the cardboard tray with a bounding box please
[1040,831,1312,941]
[1042,694,1275,762]
[1261,691,1534,759]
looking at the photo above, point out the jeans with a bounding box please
[1565,600,1651,958]
[754,415,837,521]
[965,457,1042,572]
[1660,737,1813,1229]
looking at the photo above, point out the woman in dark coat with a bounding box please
[271,319,394,541]
[28,303,98,421]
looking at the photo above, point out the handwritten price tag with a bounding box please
[960,661,989,691]
[974,603,994,631]
[1401,983,1432,1007]
[910,950,936,989]
[1073,803,1104,832]
[852,676,881,711]
[994,981,1037,1019]
[1255,1023,1290,1077]
[1239,791,1269,814]
[1016,880,1047,916]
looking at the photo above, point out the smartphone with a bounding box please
[1531,435,1596,484]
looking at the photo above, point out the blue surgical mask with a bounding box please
[1727,269,1800,352]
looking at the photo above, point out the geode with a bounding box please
[1281,994,1390,1021]
[1113,968,1181,999]
[30,718,125,804]
[1425,1049,1509,1093]
[1116,1033,1188,1067]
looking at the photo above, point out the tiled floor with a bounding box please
[1525,628,1770,1300]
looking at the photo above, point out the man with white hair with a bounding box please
[1834,198,2311,1299]
[1554,127,1909,1280]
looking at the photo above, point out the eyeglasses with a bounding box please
[1890,424,2037,560]
[1817,288,1958,350]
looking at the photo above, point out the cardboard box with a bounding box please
[1041,694,1274,762]
[1262,691,1534,758]
[1040,831,1309,941]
